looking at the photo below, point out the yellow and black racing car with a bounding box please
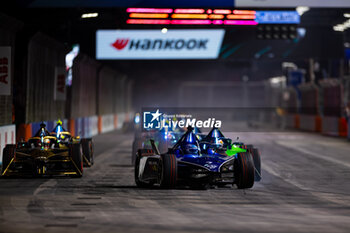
[1,123,84,177]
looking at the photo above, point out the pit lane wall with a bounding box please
[16,112,132,142]
[283,78,348,138]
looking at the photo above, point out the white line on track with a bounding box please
[276,141,350,169]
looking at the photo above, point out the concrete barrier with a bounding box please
[322,116,340,136]
[299,114,322,132]
[98,114,115,134]
[299,114,316,131]
[117,113,126,129]
[0,124,16,165]
[15,113,132,147]
[284,114,295,128]
[338,117,348,138]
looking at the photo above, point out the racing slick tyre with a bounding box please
[160,154,177,189]
[70,143,83,177]
[1,144,16,175]
[81,138,94,167]
[234,152,255,189]
[134,149,156,188]
[131,139,140,166]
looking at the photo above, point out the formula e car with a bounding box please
[200,127,261,181]
[51,120,94,167]
[134,127,259,189]
[1,123,83,177]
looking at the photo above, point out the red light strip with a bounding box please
[233,10,256,15]
[171,20,211,25]
[126,8,173,13]
[224,20,258,25]
[213,20,223,25]
[174,9,205,14]
[213,9,231,14]
[127,19,171,24]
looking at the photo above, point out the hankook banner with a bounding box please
[96,29,225,60]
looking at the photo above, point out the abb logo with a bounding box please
[56,74,65,93]
[111,39,129,50]
[0,57,8,84]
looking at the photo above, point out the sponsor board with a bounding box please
[96,29,225,60]
[256,11,300,24]
[54,67,66,100]
[0,47,11,96]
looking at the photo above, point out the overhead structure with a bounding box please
[26,0,350,8]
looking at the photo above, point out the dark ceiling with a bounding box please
[2,5,350,81]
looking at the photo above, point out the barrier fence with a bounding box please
[283,78,348,138]
[0,124,16,165]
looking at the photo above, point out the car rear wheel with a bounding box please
[70,143,83,177]
[244,145,261,181]
[135,149,155,188]
[234,152,255,189]
[160,154,177,189]
[81,138,94,167]
[1,145,16,175]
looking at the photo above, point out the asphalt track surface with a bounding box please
[0,130,350,233]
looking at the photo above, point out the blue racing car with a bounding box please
[134,126,258,189]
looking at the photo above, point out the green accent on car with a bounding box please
[225,145,247,156]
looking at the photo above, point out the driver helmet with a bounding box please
[183,143,200,155]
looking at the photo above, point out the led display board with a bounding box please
[96,29,225,60]
[255,11,300,24]
[125,8,299,25]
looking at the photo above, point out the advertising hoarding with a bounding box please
[96,29,225,60]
